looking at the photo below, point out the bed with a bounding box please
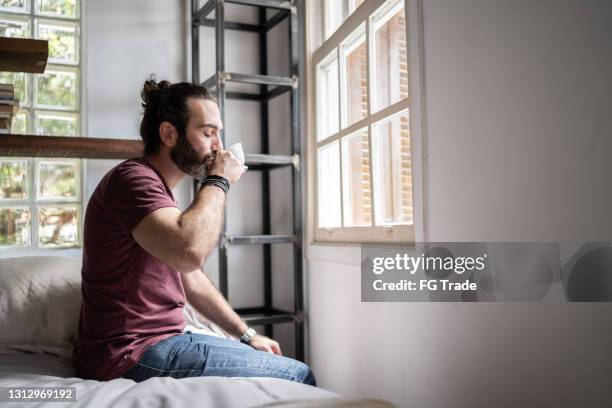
[0,353,342,407]
[0,256,347,408]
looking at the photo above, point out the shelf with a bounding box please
[196,10,289,33]
[191,0,304,359]
[198,19,260,32]
[0,37,48,73]
[194,0,293,26]
[0,135,297,170]
[245,153,296,170]
[235,307,300,326]
[223,234,294,245]
[225,0,293,10]
[0,134,142,159]
[202,72,296,101]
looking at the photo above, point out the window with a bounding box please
[313,0,414,243]
[0,0,82,249]
[323,0,366,39]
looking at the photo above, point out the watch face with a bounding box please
[241,328,256,343]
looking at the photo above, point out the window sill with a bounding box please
[314,224,414,244]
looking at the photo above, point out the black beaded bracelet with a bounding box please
[201,175,230,193]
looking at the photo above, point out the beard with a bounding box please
[170,133,214,180]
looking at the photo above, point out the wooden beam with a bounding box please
[0,37,49,73]
[0,134,143,159]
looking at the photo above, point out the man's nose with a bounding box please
[213,134,224,151]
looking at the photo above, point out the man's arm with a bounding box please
[132,150,241,273]
[132,185,225,273]
[181,268,282,355]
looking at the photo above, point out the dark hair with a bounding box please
[139,80,214,154]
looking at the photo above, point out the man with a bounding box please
[73,80,316,386]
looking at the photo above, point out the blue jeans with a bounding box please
[123,332,317,386]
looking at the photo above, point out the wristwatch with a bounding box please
[239,327,257,344]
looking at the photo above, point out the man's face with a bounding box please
[170,98,223,179]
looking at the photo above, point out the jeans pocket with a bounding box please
[138,335,183,368]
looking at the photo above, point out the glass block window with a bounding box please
[0,0,82,250]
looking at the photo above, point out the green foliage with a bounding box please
[37,115,76,136]
[0,16,28,38]
[38,162,76,198]
[0,0,26,10]
[0,161,28,199]
[12,111,28,134]
[0,208,29,246]
[36,71,77,109]
[38,0,76,18]
[40,22,77,63]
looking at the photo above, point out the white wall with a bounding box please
[85,0,191,208]
[307,0,612,407]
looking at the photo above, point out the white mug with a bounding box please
[227,142,248,170]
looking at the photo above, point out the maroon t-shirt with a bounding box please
[73,157,186,380]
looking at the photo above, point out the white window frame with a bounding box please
[0,0,85,253]
[306,0,426,244]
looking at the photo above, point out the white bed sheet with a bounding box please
[0,354,340,408]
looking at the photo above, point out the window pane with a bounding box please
[325,0,364,38]
[324,0,347,39]
[36,159,78,200]
[316,51,339,141]
[36,0,77,18]
[341,128,371,226]
[38,205,79,247]
[35,69,78,109]
[317,142,341,228]
[0,1,27,13]
[349,0,365,13]
[36,19,79,64]
[0,72,27,106]
[35,111,77,136]
[372,111,412,225]
[372,0,408,111]
[11,109,28,133]
[0,207,30,246]
[341,26,368,127]
[0,14,29,37]
[0,159,28,200]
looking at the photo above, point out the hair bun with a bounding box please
[141,80,173,107]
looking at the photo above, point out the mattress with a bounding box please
[0,354,340,408]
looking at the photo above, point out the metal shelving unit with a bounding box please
[191,0,304,361]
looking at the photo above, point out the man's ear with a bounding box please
[159,121,178,148]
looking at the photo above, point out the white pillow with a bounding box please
[0,256,232,357]
[0,256,82,357]
[0,256,233,357]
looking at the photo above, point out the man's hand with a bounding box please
[249,334,283,355]
[208,150,245,184]
[182,270,283,356]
